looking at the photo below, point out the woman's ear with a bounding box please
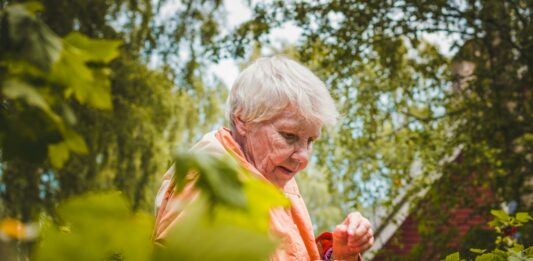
[233,114,248,136]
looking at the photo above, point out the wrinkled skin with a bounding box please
[233,107,320,188]
[232,106,374,257]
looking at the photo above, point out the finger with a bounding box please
[345,212,363,235]
[347,231,369,249]
[348,221,371,245]
[348,236,374,254]
[354,221,369,236]
[352,230,373,247]
[358,236,374,253]
[356,227,373,245]
[333,224,349,245]
[344,212,362,225]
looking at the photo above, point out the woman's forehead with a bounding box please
[270,112,322,137]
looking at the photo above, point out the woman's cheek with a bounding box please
[272,145,295,163]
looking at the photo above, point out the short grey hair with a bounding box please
[226,56,338,130]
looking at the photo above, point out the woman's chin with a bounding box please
[263,167,298,188]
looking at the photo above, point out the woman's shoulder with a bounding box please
[190,129,227,158]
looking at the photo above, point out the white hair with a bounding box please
[226,56,338,130]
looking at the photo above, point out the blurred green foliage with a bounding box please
[156,153,289,261]
[0,0,228,223]
[33,192,153,261]
[445,211,533,261]
[1,1,229,259]
[174,152,247,209]
[0,2,120,168]
[28,153,287,261]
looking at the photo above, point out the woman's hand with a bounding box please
[332,212,374,260]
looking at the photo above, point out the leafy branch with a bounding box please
[0,2,121,168]
[444,210,533,261]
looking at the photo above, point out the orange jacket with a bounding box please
[153,128,321,260]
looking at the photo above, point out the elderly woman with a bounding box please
[153,56,374,260]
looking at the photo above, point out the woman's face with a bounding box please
[237,108,321,188]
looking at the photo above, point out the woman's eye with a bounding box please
[281,132,298,142]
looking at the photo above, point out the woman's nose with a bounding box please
[292,144,310,165]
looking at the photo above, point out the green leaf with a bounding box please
[63,32,121,63]
[516,212,533,223]
[475,253,505,261]
[525,246,533,257]
[201,156,247,208]
[51,45,112,109]
[2,79,62,123]
[48,142,70,169]
[172,153,198,192]
[444,252,461,261]
[2,78,87,169]
[21,2,44,15]
[470,248,487,254]
[63,129,88,154]
[3,4,62,71]
[159,195,279,261]
[3,79,49,110]
[216,171,290,232]
[51,47,91,97]
[491,210,510,220]
[508,249,532,261]
[160,152,289,261]
[46,126,88,169]
[49,32,120,109]
[33,192,153,261]
[510,243,524,252]
[492,249,510,258]
[174,152,247,209]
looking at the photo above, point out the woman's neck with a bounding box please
[230,129,255,167]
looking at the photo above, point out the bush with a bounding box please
[444,210,533,261]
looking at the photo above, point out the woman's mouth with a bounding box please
[277,166,295,175]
